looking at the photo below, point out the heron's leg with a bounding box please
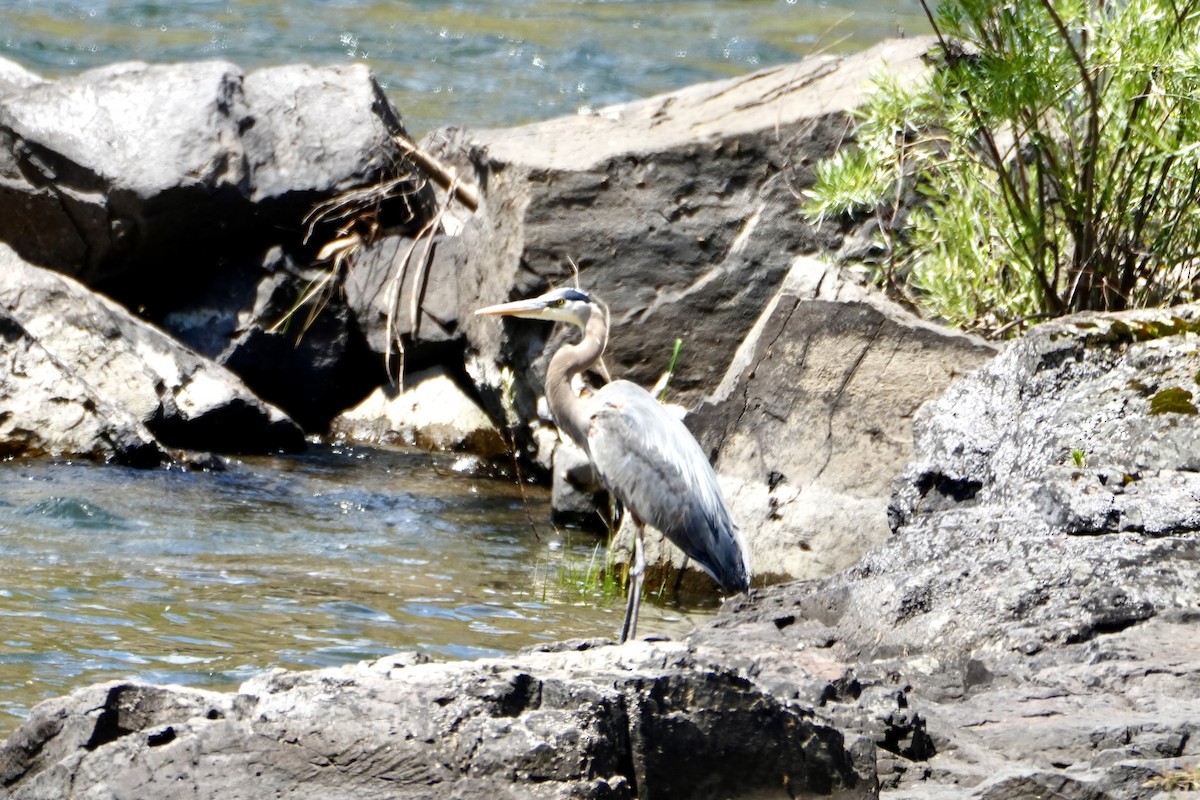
[618,518,645,644]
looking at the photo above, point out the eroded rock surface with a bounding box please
[0,643,874,800]
[696,304,1200,797]
[0,245,304,459]
[891,306,1200,540]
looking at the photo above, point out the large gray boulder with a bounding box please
[705,258,995,582]
[0,58,421,289]
[240,63,412,205]
[0,643,875,800]
[418,37,977,596]
[0,289,163,465]
[447,37,939,466]
[0,57,438,432]
[0,245,304,459]
[890,306,1200,541]
[698,303,1200,798]
[0,59,248,287]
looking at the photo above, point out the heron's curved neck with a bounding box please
[546,308,608,451]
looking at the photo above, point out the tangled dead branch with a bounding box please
[272,133,483,385]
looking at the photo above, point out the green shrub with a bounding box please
[806,0,1200,334]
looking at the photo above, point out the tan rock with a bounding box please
[332,366,507,456]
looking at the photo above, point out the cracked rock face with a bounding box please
[0,643,876,800]
[679,257,996,590]
[864,305,1200,662]
[693,304,1200,798]
[891,306,1200,539]
[0,245,304,459]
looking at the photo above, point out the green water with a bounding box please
[0,0,926,134]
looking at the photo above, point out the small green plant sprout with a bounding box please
[653,338,685,403]
[554,541,623,603]
[1071,449,1087,468]
[555,542,602,600]
[805,0,1200,336]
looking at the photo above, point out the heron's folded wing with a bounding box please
[585,381,749,592]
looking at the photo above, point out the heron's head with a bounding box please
[475,287,599,330]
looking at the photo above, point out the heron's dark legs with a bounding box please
[618,518,645,644]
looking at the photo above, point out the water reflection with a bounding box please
[0,446,708,736]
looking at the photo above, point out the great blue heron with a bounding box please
[476,287,751,642]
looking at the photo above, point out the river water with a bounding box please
[0,0,919,738]
[0,0,924,134]
[0,446,707,735]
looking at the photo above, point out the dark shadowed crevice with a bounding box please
[83,686,139,751]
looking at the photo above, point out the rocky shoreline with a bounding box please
[1,37,1198,799]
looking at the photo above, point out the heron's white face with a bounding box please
[475,288,594,330]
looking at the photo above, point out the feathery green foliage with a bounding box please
[806,0,1200,334]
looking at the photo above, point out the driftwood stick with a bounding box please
[394,133,481,213]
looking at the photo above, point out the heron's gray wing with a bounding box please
[585,381,749,593]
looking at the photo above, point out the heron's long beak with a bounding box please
[474,298,552,320]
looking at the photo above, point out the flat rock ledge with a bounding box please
[0,642,874,800]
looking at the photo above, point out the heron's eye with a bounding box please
[550,299,565,307]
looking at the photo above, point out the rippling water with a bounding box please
[0,0,925,133]
[0,446,705,736]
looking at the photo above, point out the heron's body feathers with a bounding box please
[584,381,750,594]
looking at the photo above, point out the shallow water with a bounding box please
[0,445,706,737]
[0,0,926,134]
